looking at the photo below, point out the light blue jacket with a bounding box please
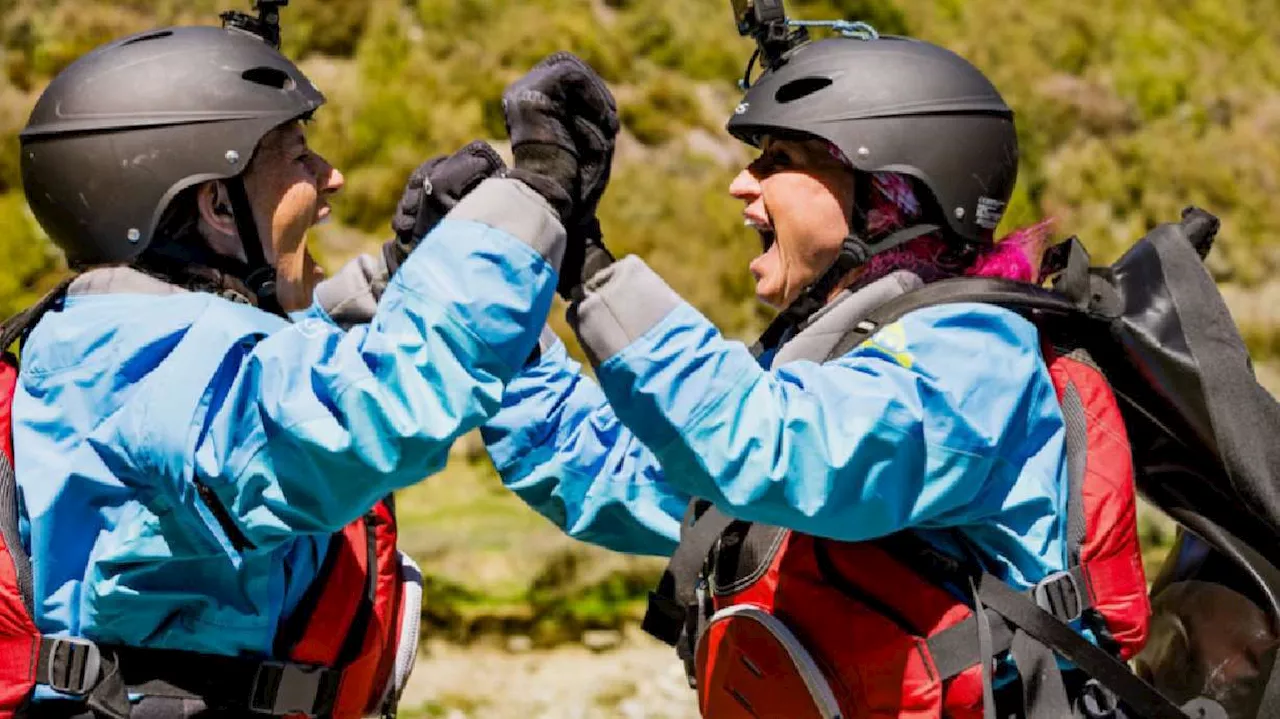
[483,260,1071,593]
[13,179,563,659]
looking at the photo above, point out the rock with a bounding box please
[581,629,623,652]
[507,635,534,653]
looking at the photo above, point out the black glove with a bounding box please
[560,216,615,301]
[384,141,507,275]
[501,52,619,225]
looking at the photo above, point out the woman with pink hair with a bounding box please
[482,31,1108,718]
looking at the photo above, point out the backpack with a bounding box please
[0,277,423,718]
[645,208,1276,719]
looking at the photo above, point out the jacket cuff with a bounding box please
[311,253,389,329]
[447,178,566,273]
[567,256,681,367]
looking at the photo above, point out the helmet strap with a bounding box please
[223,177,285,317]
[750,223,940,357]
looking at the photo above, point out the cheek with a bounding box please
[774,178,848,271]
[276,181,321,221]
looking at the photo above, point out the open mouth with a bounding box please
[745,218,776,252]
[759,229,776,252]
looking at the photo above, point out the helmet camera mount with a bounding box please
[730,0,880,89]
[220,0,289,50]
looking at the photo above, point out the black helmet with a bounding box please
[726,35,1018,245]
[19,24,324,267]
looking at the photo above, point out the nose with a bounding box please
[729,167,761,202]
[317,154,344,195]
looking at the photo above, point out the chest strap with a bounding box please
[36,635,343,718]
[931,572,1223,719]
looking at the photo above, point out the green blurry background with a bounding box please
[2,0,1279,715]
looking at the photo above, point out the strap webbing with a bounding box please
[973,575,1190,719]
[224,177,284,316]
[642,503,735,647]
[928,566,1090,680]
[822,276,1081,362]
[969,577,998,719]
[0,276,77,353]
[33,637,342,718]
[1255,649,1280,719]
[1010,626,1073,719]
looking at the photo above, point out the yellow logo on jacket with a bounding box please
[863,321,914,369]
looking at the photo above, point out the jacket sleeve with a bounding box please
[182,178,565,546]
[564,256,1065,542]
[481,327,686,557]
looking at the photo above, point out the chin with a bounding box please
[755,286,785,310]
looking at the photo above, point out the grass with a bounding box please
[398,439,666,646]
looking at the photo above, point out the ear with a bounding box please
[197,181,238,237]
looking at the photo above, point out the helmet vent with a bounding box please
[775,77,833,104]
[242,67,295,91]
[122,31,173,46]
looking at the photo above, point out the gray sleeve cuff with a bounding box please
[447,177,566,272]
[567,256,682,367]
[312,253,390,329]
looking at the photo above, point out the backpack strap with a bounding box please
[970,574,1220,719]
[1255,651,1280,719]
[822,276,1083,363]
[28,637,344,717]
[0,277,77,355]
[642,501,735,648]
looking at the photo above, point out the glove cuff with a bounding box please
[505,167,573,222]
[382,235,413,277]
[558,216,615,301]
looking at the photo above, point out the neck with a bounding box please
[272,250,316,313]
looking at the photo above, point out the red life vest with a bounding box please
[644,337,1152,718]
[0,283,420,718]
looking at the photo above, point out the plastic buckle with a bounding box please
[1033,570,1083,623]
[249,661,335,716]
[1075,679,1119,719]
[45,636,102,697]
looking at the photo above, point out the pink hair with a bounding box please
[835,157,1053,286]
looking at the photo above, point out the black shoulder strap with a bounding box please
[642,501,736,648]
[823,276,1083,363]
[0,276,77,355]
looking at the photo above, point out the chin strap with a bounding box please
[750,223,940,357]
[223,177,286,317]
[137,177,287,317]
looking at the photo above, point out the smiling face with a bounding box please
[242,121,344,310]
[200,120,345,311]
[729,136,857,309]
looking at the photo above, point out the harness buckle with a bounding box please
[45,636,102,697]
[1033,570,1084,623]
[249,661,339,716]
